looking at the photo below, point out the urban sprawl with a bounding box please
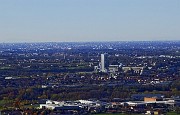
[0,41,180,115]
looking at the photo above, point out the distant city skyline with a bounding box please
[0,0,180,43]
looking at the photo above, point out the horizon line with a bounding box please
[0,40,180,44]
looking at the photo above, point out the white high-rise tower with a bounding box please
[101,54,105,72]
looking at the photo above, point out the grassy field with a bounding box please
[0,100,13,110]
[167,112,180,115]
[93,111,180,115]
[93,113,139,115]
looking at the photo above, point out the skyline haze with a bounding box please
[0,0,180,43]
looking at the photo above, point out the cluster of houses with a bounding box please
[38,94,180,114]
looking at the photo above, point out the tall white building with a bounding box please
[94,53,108,72]
[100,54,106,72]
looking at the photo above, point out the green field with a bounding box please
[93,112,180,115]
[93,113,139,115]
[167,112,180,115]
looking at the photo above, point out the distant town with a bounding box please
[0,41,180,115]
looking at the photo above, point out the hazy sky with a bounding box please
[0,0,180,42]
